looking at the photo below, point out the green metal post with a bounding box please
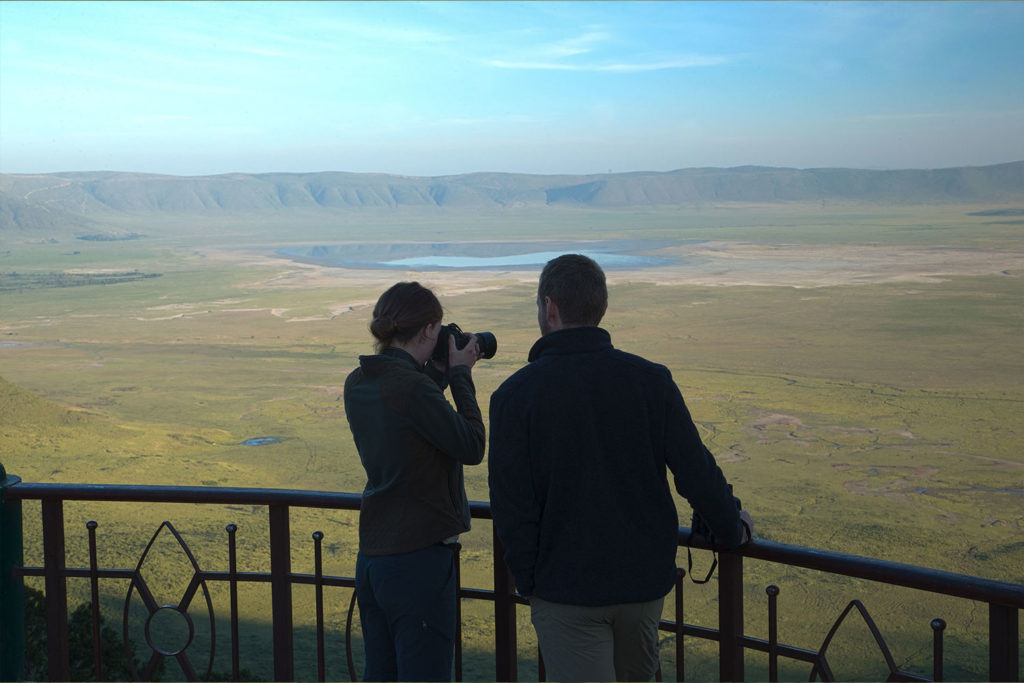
[1,462,26,682]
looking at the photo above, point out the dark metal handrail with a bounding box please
[5,481,365,507]
[2,476,1021,682]
[10,481,1023,608]
[733,533,1024,608]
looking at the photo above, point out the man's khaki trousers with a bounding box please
[529,596,665,682]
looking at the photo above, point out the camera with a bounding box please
[431,323,497,364]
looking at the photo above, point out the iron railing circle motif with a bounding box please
[123,520,216,681]
[144,604,196,656]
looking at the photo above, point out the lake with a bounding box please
[276,240,690,271]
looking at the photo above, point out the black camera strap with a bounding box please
[685,529,718,584]
[685,517,752,585]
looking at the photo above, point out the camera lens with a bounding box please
[475,332,497,359]
[433,324,497,362]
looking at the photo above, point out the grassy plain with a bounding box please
[2,202,1022,681]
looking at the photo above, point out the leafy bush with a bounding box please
[23,586,157,681]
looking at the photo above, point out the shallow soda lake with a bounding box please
[276,239,693,271]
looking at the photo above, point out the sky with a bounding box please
[1,1,1023,177]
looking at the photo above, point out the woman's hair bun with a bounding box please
[370,315,398,339]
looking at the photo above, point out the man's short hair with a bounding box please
[538,254,608,326]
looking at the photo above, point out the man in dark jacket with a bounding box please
[488,254,753,682]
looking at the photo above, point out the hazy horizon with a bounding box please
[5,159,1024,180]
[2,1,1023,177]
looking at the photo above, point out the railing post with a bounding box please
[86,521,103,682]
[42,497,71,682]
[718,551,744,682]
[227,523,240,682]
[492,525,518,682]
[931,618,946,682]
[454,542,464,683]
[1,464,26,682]
[675,568,685,683]
[269,504,294,682]
[767,585,780,683]
[988,603,1019,682]
[313,531,326,683]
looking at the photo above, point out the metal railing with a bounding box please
[1,469,1021,682]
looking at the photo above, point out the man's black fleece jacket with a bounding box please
[488,327,744,606]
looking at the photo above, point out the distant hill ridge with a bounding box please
[2,162,1022,231]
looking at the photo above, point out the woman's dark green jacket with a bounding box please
[344,347,485,556]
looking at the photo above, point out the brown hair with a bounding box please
[538,254,607,326]
[369,282,443,352]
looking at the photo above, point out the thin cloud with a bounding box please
[488,55,730,72]
[854,112,948,122]
[127,115,196,123]
[487,24,730,73]
[439,114,542,127]
[538,31,614,59]
[851,108,1024,123]
[598,56,732,72]
[310,18,455,46]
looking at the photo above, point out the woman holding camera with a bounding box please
[343,281,485,682]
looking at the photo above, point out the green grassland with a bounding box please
[2,202,1022,681]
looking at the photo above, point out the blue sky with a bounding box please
[1,1,1022,176]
